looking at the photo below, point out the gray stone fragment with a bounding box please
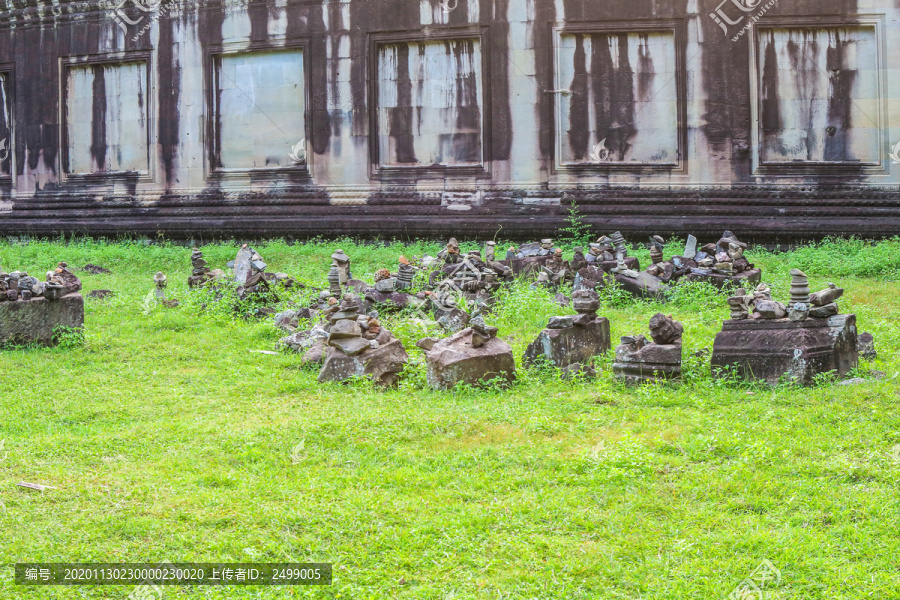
[547,316,574,330]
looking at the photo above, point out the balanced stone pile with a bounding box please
[523,289,610,378]
[613,313,684,383]
[316,293,408,387]
[712,269,857,384]
[187,247,224,288]
[0,262,84,346]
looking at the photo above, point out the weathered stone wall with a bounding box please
[1,0,898,240]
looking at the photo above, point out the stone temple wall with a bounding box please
[1,0,899,240]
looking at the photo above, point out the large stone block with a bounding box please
[318,338,409,388]
[612,342,682,383]
[522,318,611,370]
[0,293,84,346]
[423,328,516,390]
[711,314,858,385]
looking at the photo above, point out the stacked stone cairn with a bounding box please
[417,314,515,390]
[315,293,408,387]
[0,262,84,346]
[188,247,212,288]
[523,289,611,378]
[712,269,858,384]
[613,313,684,383]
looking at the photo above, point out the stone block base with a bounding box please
[711,314,858,385]
[0,293,85,346]
[523,318,611,370]
[613,343,682,383]
[424,329,516,390]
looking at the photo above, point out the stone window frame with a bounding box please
[748,14,889,177]
[58,50,156,184]
[367,26,493,181]
[204,39,312,183]
[0,63,14,185]
[549,19,688,176]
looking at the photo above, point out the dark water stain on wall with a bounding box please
[390,43,417,163]
[328,0,343,141]
[592,33,635,161]
[453,39,482,163]
[158,15,181,187]
[533,0,556,172]
[636,34,654,103]
[567,35,590,160]
[760,32,781,134]
[307,1,331,155]
[89,65,107,172]
[482,0,511,163]
[824,32,856,162]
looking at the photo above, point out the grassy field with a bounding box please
[0,236,899,599]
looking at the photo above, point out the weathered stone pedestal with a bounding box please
[523,318,610,371]
[612,342,682,383]
[0,293,85,346]
[421,328,516,390]
[711,315,858,385]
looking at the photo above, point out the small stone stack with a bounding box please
[316,293,408,387]
[808,282,843,318]
[331,250,352,285]
[153,272,167,301]
[613,313,684,383]
[523,289,611,378]
[648,236,665,265]
[188,247,212,288]
[788,269,811,321]
[396,256,415,290]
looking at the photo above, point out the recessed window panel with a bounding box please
[214,49,306,170]
[375,38,484,169]
[65,61,149,174]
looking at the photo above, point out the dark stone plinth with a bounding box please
[523,318,611,370]
[711,314,858,385]
[684,268,762,289]
[0,293,85,346]
[423,328,516,390]
[612,342,682,383]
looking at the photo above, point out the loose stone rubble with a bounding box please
[613,313,684,383]
[0,262,84,346]
[523,289,610,378]
[712,271,857,384]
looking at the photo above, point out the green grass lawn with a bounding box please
[1,237,899,599]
